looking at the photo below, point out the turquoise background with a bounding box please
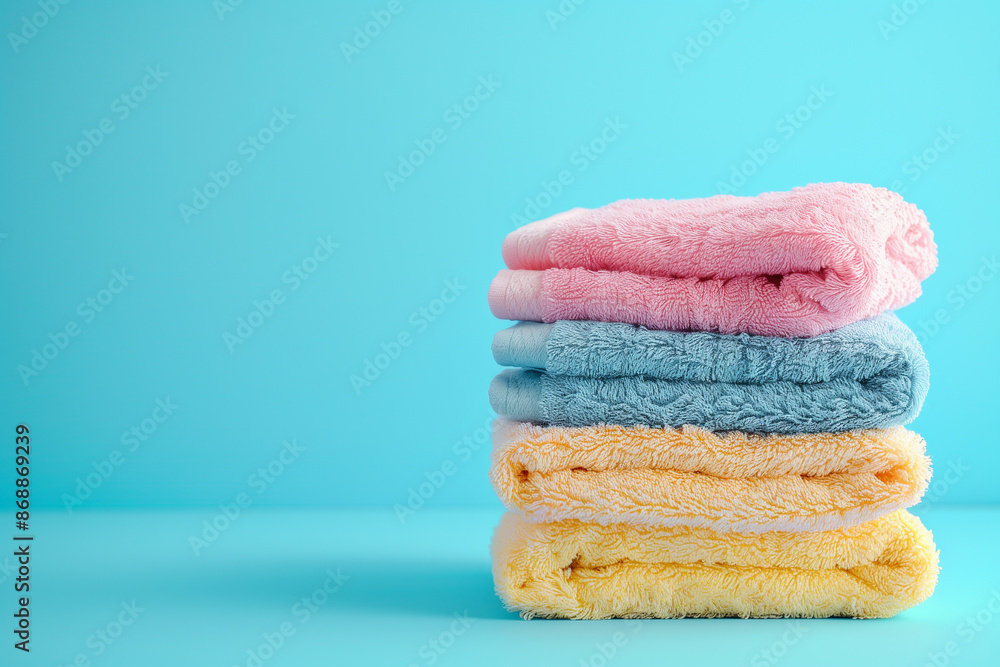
[1,0,998,509]
[0,1,1000,506]
[1,1,999,665]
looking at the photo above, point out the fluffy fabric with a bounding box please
[489,314,928,433]
[493,312,925,384]
[492,510,939,619]
[490,419,930,533]
[490,312,928,431]
[489,183,937,337]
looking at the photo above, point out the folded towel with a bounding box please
[489,183,937,337]
[492,510,938,619]
[491,419,930,533]
[489,313,929,433]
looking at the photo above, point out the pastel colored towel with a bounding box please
[489,313,929,433]
[491,419,930,533]
[492,510,938,619]
[489,183,937,337]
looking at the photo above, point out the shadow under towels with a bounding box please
[489,313,929,433]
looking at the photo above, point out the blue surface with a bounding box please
[13,506,1000,667]
[0,0,998,507]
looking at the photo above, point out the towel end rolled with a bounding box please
[502,208,584,269]
[489,369,544,422]
[489,270,546,322]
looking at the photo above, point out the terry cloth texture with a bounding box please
[492,510,939,619]
[489,314,929,433]
[489,183,937,337]
[490,419,930,533]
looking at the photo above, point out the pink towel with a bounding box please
[489,183,936,337]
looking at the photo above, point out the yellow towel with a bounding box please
[491,419,930,533]
[492,510,938,619]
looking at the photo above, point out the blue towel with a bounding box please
[489,314,929,433]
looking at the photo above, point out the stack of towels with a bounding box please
[486,183,940,619]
